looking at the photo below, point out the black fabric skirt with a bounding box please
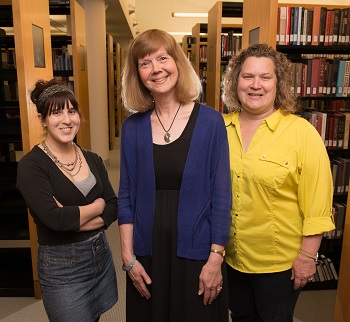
[126,190,229,322]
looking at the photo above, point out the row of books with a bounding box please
[277,6,350,46]
[52,46,72,71]
[1,80,18,102]
[311,254,338,282]
[300,111,350,150]
[331,157,350,194]
[220,33,242,59]
[326,201,347,240]
[1,49,16,69]
[299,99,349,112]
[291,59,350,98]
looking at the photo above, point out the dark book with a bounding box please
[318,58,327,96]
[306,10,313,45]
[320,255,334,280]
[333,202,346,237]
[329,10,335,45]
[336,113,346,149]
[331,59,340,97]
[319,7,328,45]
[324,10,331,46]
[311,58,320,97]
[327,257,339,280]
[333,8,342,45]
[339,8,349,45]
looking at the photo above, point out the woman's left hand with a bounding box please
[291,254,317,290]
[198,254,223,305]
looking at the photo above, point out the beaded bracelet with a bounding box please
[122,255,136,271]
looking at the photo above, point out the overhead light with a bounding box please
[167,32,192,36]
[172,12,208,18]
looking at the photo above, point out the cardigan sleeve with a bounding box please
[17,151,81,232]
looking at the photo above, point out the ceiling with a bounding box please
[0,0,243,47]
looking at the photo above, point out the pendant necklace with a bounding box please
[42,140,82,176]
[154,102,182,143]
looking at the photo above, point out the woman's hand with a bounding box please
[126,259,152,299]
[291,254,316,289]
[198,253,224,305]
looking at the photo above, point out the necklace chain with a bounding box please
[154,102,182,143]
[42,140,82,176]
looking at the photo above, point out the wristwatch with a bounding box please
[211,249,225,257]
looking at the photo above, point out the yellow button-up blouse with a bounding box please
[224,109,335,273]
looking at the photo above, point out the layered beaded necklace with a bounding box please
[154,102,182,143]
[42,140,82,176]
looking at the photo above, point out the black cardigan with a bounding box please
[17,145,118,245]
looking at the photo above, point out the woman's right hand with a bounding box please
[127,259,152,299]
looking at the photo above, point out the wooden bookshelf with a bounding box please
[191,23,208,104]
[181,35,192,60]
[242,0,350,320]
[107,34,116,150]
[206,1,243,111]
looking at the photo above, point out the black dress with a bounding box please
[126,103,228,322]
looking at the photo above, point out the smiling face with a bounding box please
[42,102,80,145]
[237,56,277,117]
[137,46,179,99]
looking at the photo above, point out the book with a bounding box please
[336,113,346,149]
[343,60,350,97]
[285,6,292,45]
[329,10,335,45]
[306,10,313,45]
[294,62,303,96]
[311,58,320,97]
[325,61,333,96]
[341,112,350,149]
[301,8,308,45]
[333,202,346,237]
[320,254,334,280]
[327,257,339,280]
[324,10,331,46]
[339,8,349,45]
[312,111,327,144]
[333,8,342,45]
[331,59,340,96]
[306,59,313,96]
[279,6,287,45]
[336,60,347,97]
[318,58,327,96]
[311,6,322,45]
[319,7,328,46]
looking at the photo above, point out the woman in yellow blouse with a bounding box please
[222,43,335,321]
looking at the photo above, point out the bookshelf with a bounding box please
[206,1,243,112]
[0,0,90,299]
[181,35,192,60]
[191,23,208,104]
[107,34,116,150]
[242,0,350,319]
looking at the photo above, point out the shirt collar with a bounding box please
[224,109,285,131]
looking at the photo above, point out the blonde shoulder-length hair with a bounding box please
[121,29,202,113]
[222,43,296,113]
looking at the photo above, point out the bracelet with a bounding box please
[299,249,318,262]
[122,255,136,271]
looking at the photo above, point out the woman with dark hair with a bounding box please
[17,78,118,322]
[222,43,335,321]
[118,29,231,322]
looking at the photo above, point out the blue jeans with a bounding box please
[38,231,118,322]
[227,264,301,322]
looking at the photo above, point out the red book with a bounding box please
[311,6,321,45]
[324,10,331,46]
[318,58,327,96]
[311,58,320,97]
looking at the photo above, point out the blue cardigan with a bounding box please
[118,104,232,260]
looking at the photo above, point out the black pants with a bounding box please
[227,264,301,322]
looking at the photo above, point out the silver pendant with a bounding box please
[164,132,171,143]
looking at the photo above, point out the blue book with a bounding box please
[336,60,347,97]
